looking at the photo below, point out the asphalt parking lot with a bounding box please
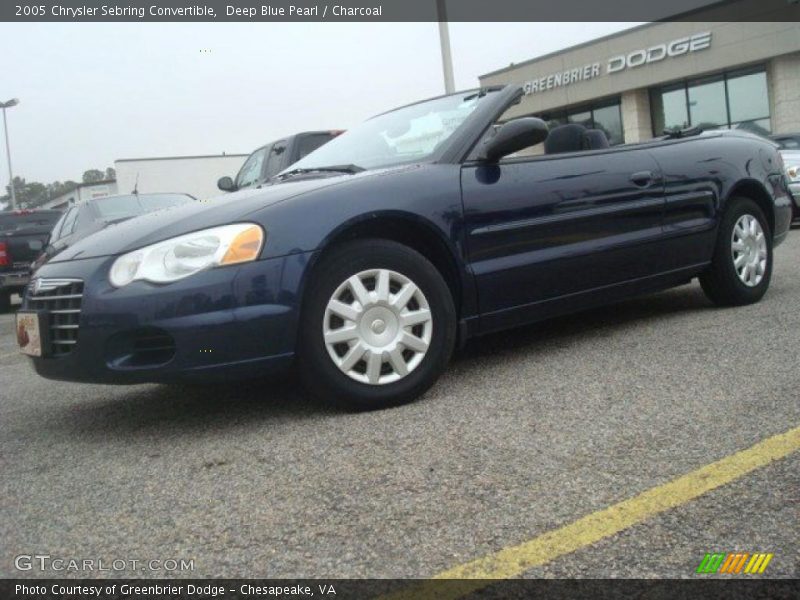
[1,233,798,581]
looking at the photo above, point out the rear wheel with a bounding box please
[700,197,772,306]
[297,239,456,410]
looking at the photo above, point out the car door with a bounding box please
[461,147,665,327]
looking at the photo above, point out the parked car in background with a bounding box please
[770,133,800,150]
[217,130,343,192]
[33,193,195,269]
[19,86,794,409]
[0,209,62,312]
[773,142,800,222]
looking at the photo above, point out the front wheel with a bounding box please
[297,239,456,410]
[700,197,773,306]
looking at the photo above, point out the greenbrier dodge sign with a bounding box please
[522,31,712,95]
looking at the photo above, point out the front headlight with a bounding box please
[787,165,799,181]
[109,223,264,287]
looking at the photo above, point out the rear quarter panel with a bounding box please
[646,133,792,267]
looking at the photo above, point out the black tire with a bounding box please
[297,239,456,410]
[0,291,11,313]
[699,197,773,306]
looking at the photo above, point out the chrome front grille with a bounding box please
[24,278,84,357]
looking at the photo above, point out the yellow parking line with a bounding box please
[388,425,800,600]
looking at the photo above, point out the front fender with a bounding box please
[247,164,477,312]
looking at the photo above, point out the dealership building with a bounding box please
[41,179,118,210]
[114,153,248,200]
[478,18,800,146]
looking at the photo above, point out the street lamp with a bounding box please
[436,0,455,94]
[1,98,19,210]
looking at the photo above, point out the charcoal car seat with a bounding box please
[544,124,589,154]
[585,129,610,149]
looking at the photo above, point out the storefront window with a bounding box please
[537,98,624,145]
[688,76,727,130]
[591,103,623,146]
[651,85,688,133]
[651,67,770,136]
[567,110,592,127]
[727,70,771,135]
[543,116,567,129]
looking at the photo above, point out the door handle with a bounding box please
[629,171,656,187]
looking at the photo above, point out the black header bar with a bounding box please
[2,0,799,22]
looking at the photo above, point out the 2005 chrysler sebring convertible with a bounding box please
[19,86,793,409]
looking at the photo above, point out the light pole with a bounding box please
[436,0,455,94]
[1,98,19,210]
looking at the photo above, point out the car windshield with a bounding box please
[285,91,492,173]
[93,194,193,219]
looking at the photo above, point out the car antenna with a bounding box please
[132,172,139,195]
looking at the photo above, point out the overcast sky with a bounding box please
[0,22,640,184]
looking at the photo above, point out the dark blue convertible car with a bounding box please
[19,85,793,409]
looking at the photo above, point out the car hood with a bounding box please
[46,175,360,262]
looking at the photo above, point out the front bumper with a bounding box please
[25,252,312,384]
[0,270,30,292]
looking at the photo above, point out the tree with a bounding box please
[1,176,23,209]
[82,169,105,183]
[0,165,115,211]
[1,178,81,211]
[2,177,47,209]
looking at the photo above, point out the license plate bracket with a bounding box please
[16,310,50,358]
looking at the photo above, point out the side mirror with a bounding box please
[478,117,549,162]
[217,176,236,192]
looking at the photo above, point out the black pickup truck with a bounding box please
[216,130,342,192]
[0,209,62,312]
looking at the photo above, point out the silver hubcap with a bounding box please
[731,214,767,287]
[323,268,433,385]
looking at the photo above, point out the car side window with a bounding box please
[263,141,287,180]
[236,147,268,189]
[49,212,68,242]
[296,133,333,160]
[74,206,94,234]
[59,207,79,238]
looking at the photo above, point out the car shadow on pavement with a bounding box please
[41,283,730,439]
[45,373,337,441]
